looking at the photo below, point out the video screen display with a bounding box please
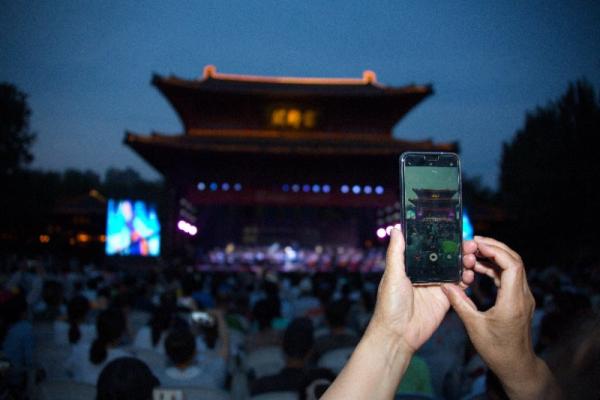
[404,165,461,281]
[105,199,161,256]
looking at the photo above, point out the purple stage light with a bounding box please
[376,228,386,239]
[375,186,384,195]
[341,185,349,194]
[363,185,372,194]
[352,185,361,194]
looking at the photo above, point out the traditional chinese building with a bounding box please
[125,66,456,253]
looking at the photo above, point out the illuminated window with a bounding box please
[271,108,317,129]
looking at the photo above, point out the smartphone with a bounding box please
[190,311,215,327]
[400,152,462,284]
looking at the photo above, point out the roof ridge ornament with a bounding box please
[199,64,379,86]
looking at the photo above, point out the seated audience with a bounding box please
[67,308,131,384]
[311,299,358,363]
[251,317,335,396]
[246,298,282,350]
[160,310,229,389]
[133,292,176,354]
[97,357,160,400]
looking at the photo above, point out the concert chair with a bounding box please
[316,346,355,374]
[38,380,96,400]
[244,346,285,379]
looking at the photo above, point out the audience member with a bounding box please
[96,357,160,400]
[251,317,335,396]
[160,326,226,389]
[0,291,33,389]
[54,295,94,346]
[311,299,358,364]
[67,308,130,384]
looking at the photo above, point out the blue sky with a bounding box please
[1,1,599,188]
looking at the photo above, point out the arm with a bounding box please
[442,236,560,400]
[322,228,477,400]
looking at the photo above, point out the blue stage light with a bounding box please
[222,183,230,191]
[197,182,206,191]
[282,184,290,192]
[352,185,361,194]
[375,186,384,195]
[341,185,350,194]
[233,183,242,191]
[322,184,331,193]
[209,182,218,191]
[302,184,311,193]
[312,184,320,193]
[363,185,372,194]
[292,184,300,192]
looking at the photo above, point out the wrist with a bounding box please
[500,356,558,400]
[363,321,413,375]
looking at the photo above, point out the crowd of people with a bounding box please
[0,232,599,399]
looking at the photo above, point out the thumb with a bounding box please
[442,284,478,323]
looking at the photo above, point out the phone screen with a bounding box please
[401,152,462,283]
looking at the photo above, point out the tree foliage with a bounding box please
[0,83,36,176]
[500,80,600,266]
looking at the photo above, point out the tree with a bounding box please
[0,83,36,176]
[500,80,600,267]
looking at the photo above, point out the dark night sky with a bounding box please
[1,1,599,188]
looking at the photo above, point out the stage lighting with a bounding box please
[222,183,230,191]
[312,184,320,193]
[375,186,384,195]
[385,225,393,235]
[302,184,311,193]
[292,184,300,192]
[363,185,372,194]
[341,185,349,193]
[322,184,331,193]
[282,184,290,192]
[352,185,361,194]
[376,228,386,239]
[234,183,242,191]
[209,182,218,191]
[197,182,206,191]
[394,223,402,231]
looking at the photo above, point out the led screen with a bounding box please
[105,199,160,256]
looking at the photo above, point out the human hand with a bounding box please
[367,227,477,355]
[442,236,557,399]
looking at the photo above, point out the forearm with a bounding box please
[499,356,560,400]
[321,325,412,400]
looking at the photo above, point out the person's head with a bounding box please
[325,299,349,329]
[253,298,279,331]
[90,309,126,365]
[97,357,159,400]
[283,318,314,362]
[165,328,196,367]
[42,280,64,309]
[67,295,90,344]
[149,306,173,347]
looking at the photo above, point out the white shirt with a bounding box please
[66,342,132,385]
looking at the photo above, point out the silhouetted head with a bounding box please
[283,317,314,360]
[90,309,126,365]
[96,357,159,400]
[165,328,196,366]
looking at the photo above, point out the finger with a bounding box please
[474,241,522,296]
[460,269,475,288]
[384,227,407,280]
[473,260,501,287]
[441,284,479,322]
[463,253,477,269]
[462,240,477,256]
[474,236,520,261]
